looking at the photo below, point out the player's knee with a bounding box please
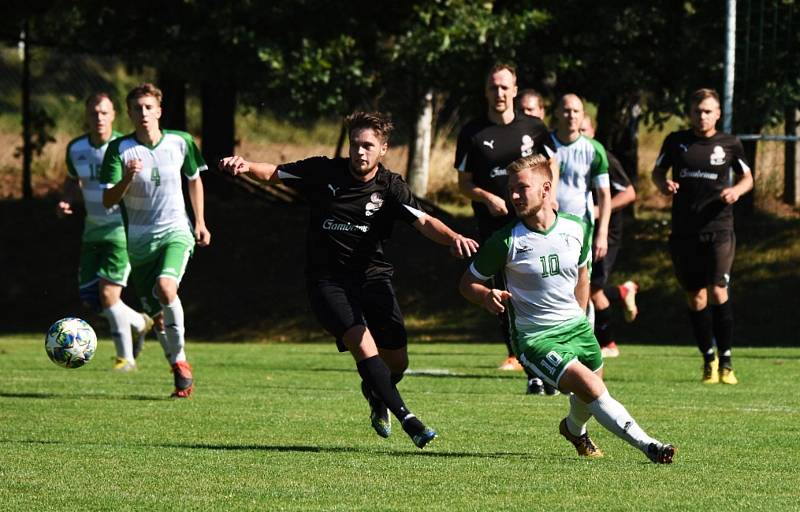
[79,282,102,313]
[709,286,729,304]
[686,289,707,310]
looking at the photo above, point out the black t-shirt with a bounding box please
[655,130,750,234]
[454,112,553,234]
[592,150,633,245]
[276,157,424,280]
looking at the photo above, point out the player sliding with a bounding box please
[219,111,478,449]
[460,154,675,463]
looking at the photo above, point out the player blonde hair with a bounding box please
[507,154,552,181]
[346,111,394,144]
[126,83,163,108]
[85,92,114,110]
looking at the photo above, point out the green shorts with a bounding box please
[78,236,131,288]
[130,235,194,315]
[516,316,603,387]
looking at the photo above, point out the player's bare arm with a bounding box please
[549,157,560,208]
[457,172,508,217]
[413,214,479,258]
[218,156,280,183]
[103,159,142,208]
[57,178,81,217]
[187,177,211,247]
[459,271,512,315]
[593,185,611,260]
[652,166,679,195]
[574,264,590,311]
[719,170,753,205]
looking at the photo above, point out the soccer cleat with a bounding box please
[112,357,137,372]
[411,427,437,449]
[498,355,523,371]
[360,381,391,438]
[527,377,545,395]
[559,418,604,458]
[719,367,739,385]
[702,357,719,384]
[619,281,639,322]
[170,361,194,398]
[601,341,620,358]
[132,313,154,360]
[544,382,560,396]
[646,443,676,464]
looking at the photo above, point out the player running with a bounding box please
[460,154,675,464]
[59,92,152,372]
[652,88,753,385]
[219,111,478,449]
[101,83,210,398]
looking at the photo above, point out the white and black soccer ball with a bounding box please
[45,317,97,369]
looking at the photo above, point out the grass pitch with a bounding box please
[0,337,797,511]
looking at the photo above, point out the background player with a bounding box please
[59,92,151,372]
[454,64,556,383]
[101,83,211,397]
[579,116,638,358]
[219,111,478,448]
[460,154,675,464]
[652,88,753,385]
[518,88,546,120]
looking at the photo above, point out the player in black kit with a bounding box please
[219,112,478,448]
[652,88,753,385]
[454,63,556,380]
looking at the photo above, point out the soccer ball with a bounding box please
[45,317,97,369]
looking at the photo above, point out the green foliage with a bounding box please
[0,339,798,510]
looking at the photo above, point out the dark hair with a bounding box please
[690,88,720,108]
[85,92,114,110]
[486,63,517,83]
[507,154,552,181]
[345,111,394,143]
[126,82,163,108]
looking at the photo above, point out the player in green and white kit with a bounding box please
[460,154,675,463]
[59,92,152,372]
[101,83,210,398]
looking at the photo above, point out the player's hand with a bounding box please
[661,179,679,195]
[719,187,740,205]
[483,289,512,314]
[194,223,211,247]
[218,156,250,176]
[593,235,608,260]
[485,194,509,217]
[450,235,479,259]
[124,159,143,181]
[56,201,73,217]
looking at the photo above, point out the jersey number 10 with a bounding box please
[539,254,560,278]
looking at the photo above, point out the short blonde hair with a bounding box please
[507,154,552,181]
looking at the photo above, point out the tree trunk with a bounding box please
[158,67,187,131]
[407,89,434,198]
[201,77,236,168]
[785,107,800,207]
[21,20,32,200]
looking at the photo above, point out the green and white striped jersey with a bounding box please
[100,130,206,260]
[551,133,610,222]
[469,212,591,337]
[66,131,125,242]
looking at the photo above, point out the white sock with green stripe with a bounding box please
[104,301,134,362]
[587,391,657,452]
[161,297,187,365]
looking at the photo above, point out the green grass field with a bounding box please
[1,337,798,511]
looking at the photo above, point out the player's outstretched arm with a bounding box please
[218,156,280,183]
[459,271,511,314]
[413,214,479,258]
[187,177,211,247]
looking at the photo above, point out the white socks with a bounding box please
[103,301,134,363]
[587,391,658,452]
[566,393,593,436]
[160,297,187,365]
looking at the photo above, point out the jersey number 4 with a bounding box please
[539,254,560,278]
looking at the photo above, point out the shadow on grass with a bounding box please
[0,391,169,401]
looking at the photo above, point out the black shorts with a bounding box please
[590,243,620,289]
[668,230,736,292]
[306,276,407,352]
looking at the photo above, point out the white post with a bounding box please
[723,0,736,133]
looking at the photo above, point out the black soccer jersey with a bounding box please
[655,130,750,234]
[604,151,633,244]
[276,157,424,279]
[454,112,553,233]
